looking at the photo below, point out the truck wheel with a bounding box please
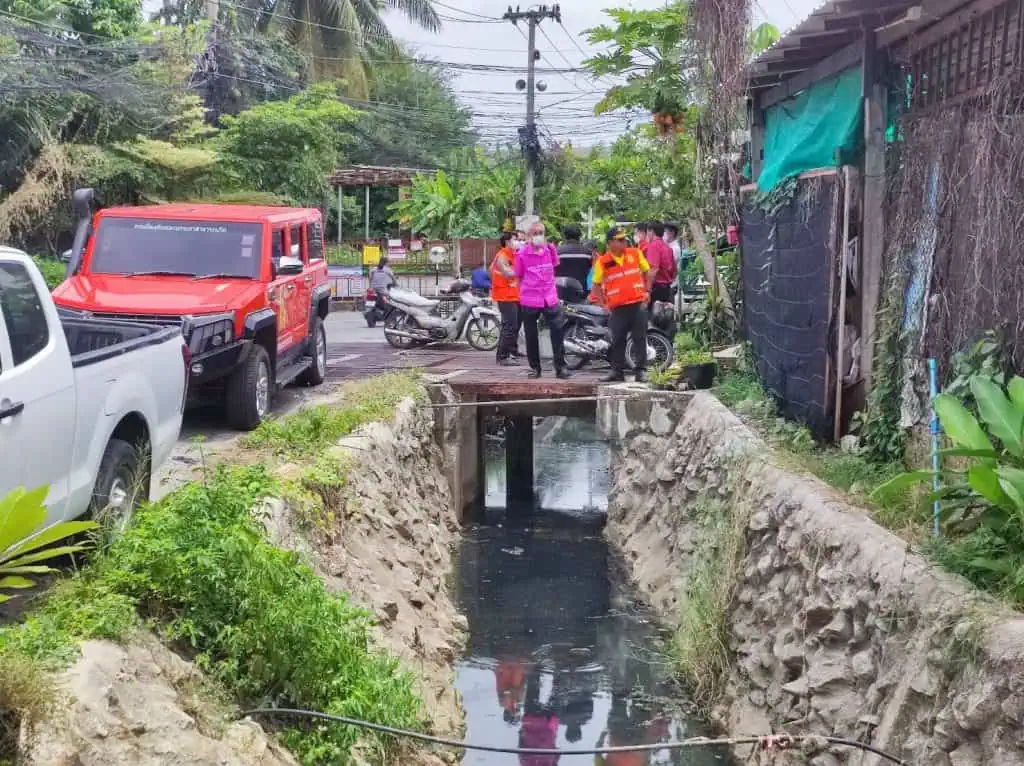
[300,317,327,386]
[89,438,147,532]
[226,345,272,430]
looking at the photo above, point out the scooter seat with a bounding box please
[570,303,608,318]
[389,288,438,308]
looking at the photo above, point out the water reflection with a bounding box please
[455,524,726,766]
[484,416,610,512]
[457,417,728,765]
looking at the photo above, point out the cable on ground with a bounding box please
[242,708,907,764]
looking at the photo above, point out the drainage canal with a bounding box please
[454,414,729,765]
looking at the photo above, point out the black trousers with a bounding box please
[496,301,521,360]
[609,302,648,373]
[650,283,673,303]
[521,304,567,372]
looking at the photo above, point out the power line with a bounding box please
[432,1,501,21]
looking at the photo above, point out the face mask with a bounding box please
[531,235,545,246]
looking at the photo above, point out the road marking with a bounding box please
[327,354,362,367]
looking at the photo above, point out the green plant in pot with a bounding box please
[680,349,716,390]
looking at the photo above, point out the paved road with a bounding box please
[160,311,491,496]
[159,309,602,497]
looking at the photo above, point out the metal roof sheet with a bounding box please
[747,0,920,93]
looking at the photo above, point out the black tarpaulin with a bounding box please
[741,174,839,440]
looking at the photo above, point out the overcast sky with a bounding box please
[384,0,823,147]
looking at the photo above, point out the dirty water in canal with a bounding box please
[454,417,729,766]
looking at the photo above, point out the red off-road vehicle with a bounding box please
[53,189,331,430]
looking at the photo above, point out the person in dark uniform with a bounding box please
[555,224,592,287]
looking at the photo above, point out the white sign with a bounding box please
[387,238,406,261]
[429,246,447,265]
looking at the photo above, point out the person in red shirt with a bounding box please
[645,222,677,304]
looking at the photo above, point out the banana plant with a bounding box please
[874,375,1024,540]
[0,487,96,603]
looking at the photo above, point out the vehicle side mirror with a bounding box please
[277,255,303,276]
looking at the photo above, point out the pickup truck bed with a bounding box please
[62,317,182,364]
[1,249,187,530]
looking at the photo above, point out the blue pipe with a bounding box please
[929,358,941,537]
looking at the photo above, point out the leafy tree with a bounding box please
[1,0,142,38]
[583,1,696,116]
[215,82,359,205]
[391,165,505,240]
[255,0,441,90]
[552,126,699,224]
[193,29,310,124]
[348,55,475,167]
[584,4,779,119]
[749,22,780,55]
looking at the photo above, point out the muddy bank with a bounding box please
[599,388,1024,765]
[267,395,465,739]
[14,386,464,766]
[26,635,299,766]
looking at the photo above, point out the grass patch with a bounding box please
[30,255,64,290]
[0,464,424,764]
[281,453,352,534]
[244,371,423,454]
[714,370,924,533]
[0,652,59,761]
[671,494,747,712]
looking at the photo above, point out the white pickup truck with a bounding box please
[0,248,187,529]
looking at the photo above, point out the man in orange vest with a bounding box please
[590,227,656,383]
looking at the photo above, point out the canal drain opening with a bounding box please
[444,391,733,765]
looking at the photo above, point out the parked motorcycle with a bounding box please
[384,281,501,351]
[555,278,674,372]
[363,288,395,328]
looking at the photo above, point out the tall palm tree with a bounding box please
[261,0,441,91]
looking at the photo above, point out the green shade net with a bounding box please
[758,66,864,192]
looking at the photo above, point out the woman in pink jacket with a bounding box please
[513,222,570,379]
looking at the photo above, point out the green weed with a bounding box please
[0,652,58,761]
[244,371,422,454]
[98,465,422,762]
[30,256,64,290]
[714,370,922,532]
[282,453,351,532]
[0,578,139,668]
[0,464,423,764]
[671,494,747,712]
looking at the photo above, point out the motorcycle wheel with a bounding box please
[562,323,591,371]
[627,331,674,372]
[466,316,500,351]
[365,311,377,328]
[384,312,417,349]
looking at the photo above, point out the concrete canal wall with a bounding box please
[599,388,1024,765]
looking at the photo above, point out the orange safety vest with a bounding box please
[600,249,647,309]
[490,247,519,302]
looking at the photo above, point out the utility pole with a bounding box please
[504,4,561,217]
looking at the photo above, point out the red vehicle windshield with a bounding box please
[89,217,263,279]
